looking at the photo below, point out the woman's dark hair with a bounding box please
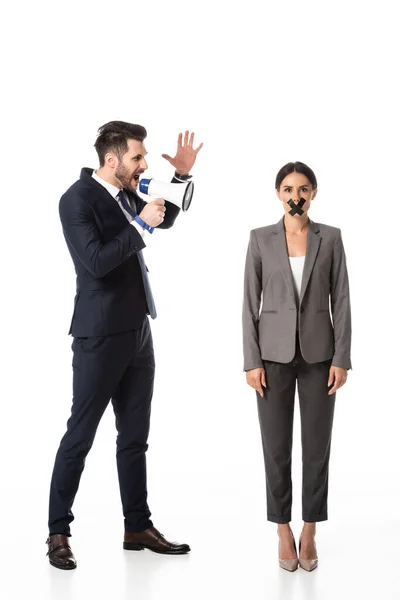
[275,161,317,190]
[94,121,147,166]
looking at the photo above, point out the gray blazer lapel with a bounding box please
[272,217,297,305]
[299,219,321,304]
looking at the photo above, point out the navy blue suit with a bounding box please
[48,168,181,535]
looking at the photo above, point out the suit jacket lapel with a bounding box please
[272,216,297,305]
[272,216,321,307]
[80,167,127,222]
[299,218,321,305]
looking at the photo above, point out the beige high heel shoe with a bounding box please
[298,537,318,571]
[278,532,299,572]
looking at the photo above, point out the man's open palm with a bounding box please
[162,131,203,175]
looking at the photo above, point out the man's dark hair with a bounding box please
[275,161,318,190]
[94,121,147,166]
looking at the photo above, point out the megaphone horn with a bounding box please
[139,178,194,212]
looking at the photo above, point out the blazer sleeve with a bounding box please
[242,230,263,371]
[330,229,352,370]
[59,191,146,279]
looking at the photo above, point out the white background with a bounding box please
[1,0,400,598]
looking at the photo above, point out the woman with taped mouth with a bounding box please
[242,161,351,572]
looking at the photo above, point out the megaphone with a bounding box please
[139,178,194,211]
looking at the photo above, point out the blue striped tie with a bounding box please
[117,190,157,319]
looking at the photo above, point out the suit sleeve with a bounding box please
[242,230,263,371]
[59,191,146,279]
[330,229,352,370]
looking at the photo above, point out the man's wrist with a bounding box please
[174,170,192,181]
[135,215,154,234]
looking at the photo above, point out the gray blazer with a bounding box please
[242,216,352,371]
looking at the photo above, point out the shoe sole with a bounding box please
[49,560,77,570]
[123,542,190,555]
[299,563,318,572]
[279,563,299,572]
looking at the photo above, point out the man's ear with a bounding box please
[105,152,117,169]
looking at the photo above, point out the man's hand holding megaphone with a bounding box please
[139,198,166,227]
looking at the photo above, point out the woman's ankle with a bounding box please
[277,523,293,536]
[301,522,316,538]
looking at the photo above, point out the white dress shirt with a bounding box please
[92,170,146,238]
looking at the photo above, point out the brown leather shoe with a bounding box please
[123,527,190,555]
[46,534,77,570]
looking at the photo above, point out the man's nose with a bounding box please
[141,158,148,170]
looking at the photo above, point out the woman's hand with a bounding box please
[246,368,267,397]
[327,366,348,395]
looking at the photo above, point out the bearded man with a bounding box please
[46,121,202,570]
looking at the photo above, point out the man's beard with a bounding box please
[115,163,136,190]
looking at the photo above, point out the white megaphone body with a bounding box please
[139,178,194,212]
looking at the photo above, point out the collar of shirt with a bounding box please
[92,169,122,200]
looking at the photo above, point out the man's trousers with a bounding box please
[48,316,155,535]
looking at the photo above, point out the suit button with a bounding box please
[134,246,139,250]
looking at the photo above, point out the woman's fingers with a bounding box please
[246,368,266,397]
[261,370,267,388]
[256,380,264,397]
[328,367,348,395]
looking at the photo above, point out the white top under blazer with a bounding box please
[289,255,306,330]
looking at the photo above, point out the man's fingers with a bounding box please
[161,153,173,162]
[177,132,183,148]
[256,384,264,397]
[152,198,165,206]
[183,130,189,146]
[195,142,204,153]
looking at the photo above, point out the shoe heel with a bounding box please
[123,541,145,551]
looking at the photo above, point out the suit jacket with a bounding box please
[242,216,352,370]
[59,167,181,337]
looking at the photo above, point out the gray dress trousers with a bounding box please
[257,332,335,523]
